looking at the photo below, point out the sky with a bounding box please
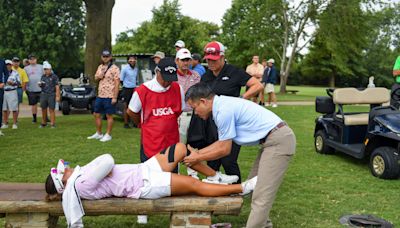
[111,0,232,44]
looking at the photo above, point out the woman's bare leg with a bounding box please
[154,143,216,176]
[170,173,242,196]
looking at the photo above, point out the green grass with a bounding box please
[274,85,328,101]
[1,106,400,227]
[241,85,328,101]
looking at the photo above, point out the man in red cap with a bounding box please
[187,41,263,184]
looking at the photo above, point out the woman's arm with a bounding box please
[83,154,115,183]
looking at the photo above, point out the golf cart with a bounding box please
[314,87,400,179]
[59,74,96,115]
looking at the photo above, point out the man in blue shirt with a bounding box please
[261,59,278,107]
[184,82,296,228]
[191,53,206,77]
[120,55,139,128]
[0,58,10,136]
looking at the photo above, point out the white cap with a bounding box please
[50,159,66,194]
[176,48,192,60]
[5,59,12,65]
[43,62,52,69]
[267,58,275,64]
[175,40,185,48]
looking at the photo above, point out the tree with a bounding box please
[301,0,369,87]
[84,0,115,83]
[276,0,328,92]
[0,0,85,76]
[301,1,399,88]
[220,0,283,68]
[113,0,219,56]
[220,0,328,92]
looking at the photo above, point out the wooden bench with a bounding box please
[0,183,243,228]
[286,90,299,95]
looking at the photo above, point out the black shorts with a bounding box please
[122,87,135,104]
[27,91,41,105]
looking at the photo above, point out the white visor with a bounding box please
[50,159,65,194]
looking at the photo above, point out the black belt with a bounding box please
[259,122,287,144]
[4,88,17,91]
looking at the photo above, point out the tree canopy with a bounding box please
[113,0,219,56]
[0,0,85,76]
[301,1,400,88]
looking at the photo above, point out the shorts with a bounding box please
[139,156,171,199]
[17,88,23,104]
[264,83,275,93]
[40,93,56,109]
[27,91,41,105]
[3,90,18,111]
[94,97,116,114]
[122,87,135,104]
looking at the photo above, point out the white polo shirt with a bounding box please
[212,95,282,145]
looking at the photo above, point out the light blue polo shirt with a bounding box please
[120,65,138,88]
[212,95,282,145]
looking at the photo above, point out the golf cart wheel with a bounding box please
[370,147,400,179]
[315,130,332,154]
[62,100,70,115]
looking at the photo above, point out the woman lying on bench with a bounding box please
[45,143,257,226]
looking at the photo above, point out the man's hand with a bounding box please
[183,145,201,167]
[111,98,117,104]
[0,83,3,89]
[56,96,60,102]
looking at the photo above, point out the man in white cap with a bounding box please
[39,62,60,128]
[150,51,165,65]
[175,48,201,142]
[175,48,202,179]
[1,60,20,129]
[175,40,185,52]
[261,59,278,107]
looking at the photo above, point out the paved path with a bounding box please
[16,101,314,118]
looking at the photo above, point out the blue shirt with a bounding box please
[192,64,206,77]
[120,65,138,88]
[262,65,277,84]
[0,59,9,85]
[212,95,282,145]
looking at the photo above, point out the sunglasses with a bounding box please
[102,55,111,58]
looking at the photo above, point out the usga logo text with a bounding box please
[152,107,174,116]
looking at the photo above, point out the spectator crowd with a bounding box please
[1,40,297,228]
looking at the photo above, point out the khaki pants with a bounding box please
[178,112,192,143]
[246,125,296,228]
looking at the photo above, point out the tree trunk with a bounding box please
[329,68,336,88]
[279,70,287,94]
[84,0,115,85]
